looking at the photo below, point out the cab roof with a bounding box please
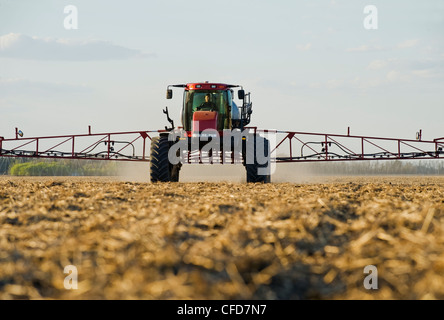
[186,82,239,90]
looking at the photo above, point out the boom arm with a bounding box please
[265,129,444,163]
[1,127,443,164]
[0,127,167,162]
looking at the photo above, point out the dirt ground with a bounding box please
[1,175,444,300]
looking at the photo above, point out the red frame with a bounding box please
[0,127,167,162]
[262,128,444,163]
[1,126,443,164]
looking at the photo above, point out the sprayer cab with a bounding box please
[166,82,252,135]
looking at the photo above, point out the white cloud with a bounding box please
[296,43,312,51]
[367,58,444,77]
[326,27,336,35]
[346,45,383,52]
[367,60,389,70]
[325,79,343,89]
[293,55,444,92]
[397,39,420,49]
[352,77,385,89]
[411,69,438,78]
[386,70,411,83]
[348,39,420,54]
[0,33,155,61]
[301,77,384,91]
[0,77,92,96]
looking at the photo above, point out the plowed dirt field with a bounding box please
[1,176,444,299]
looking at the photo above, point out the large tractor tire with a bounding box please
[150,135,180,182]
[244,135,271,183]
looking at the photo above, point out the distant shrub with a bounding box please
[9,160,118,176]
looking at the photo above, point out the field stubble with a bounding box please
[1,175,444,299]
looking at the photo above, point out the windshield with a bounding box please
[182,90,230,131]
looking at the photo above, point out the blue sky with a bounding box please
[1,0,443,141]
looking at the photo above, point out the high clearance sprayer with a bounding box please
[1,81,443,183]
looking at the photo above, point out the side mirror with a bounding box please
[238,90,245,100]
[166,89,173,99]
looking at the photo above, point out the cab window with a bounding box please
[183,90,230,131]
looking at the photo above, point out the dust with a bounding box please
[116,161,323,184]
[116,162,150,182]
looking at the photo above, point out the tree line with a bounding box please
[309,159,444,176]
[0,157,119,176]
